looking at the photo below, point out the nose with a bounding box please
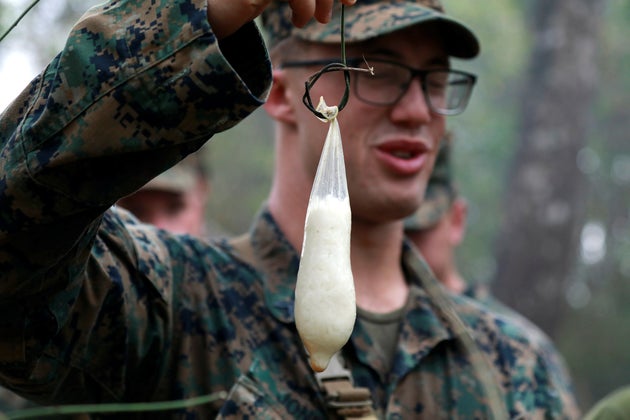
[389,78,433,126]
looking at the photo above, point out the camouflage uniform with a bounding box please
[0,0,580,418]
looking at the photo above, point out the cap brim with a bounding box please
[141,167,196,194]
[293,3,479,59]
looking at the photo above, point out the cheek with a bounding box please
[296,120,328,176]
[303,99,379,185]
[432,120,447,145]
[338,131,366,180]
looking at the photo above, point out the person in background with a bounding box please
[404,134,469,295]
[116,153,214,238]
[0,0,580,418]
[404,134,578,407]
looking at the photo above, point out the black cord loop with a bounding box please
[302,63,350,119]
[301,5,373,120]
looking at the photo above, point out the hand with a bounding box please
[287,0,356,27]
[207,0,356,40]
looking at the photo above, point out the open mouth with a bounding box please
[378,141,426,159]
[389,150,418,159]
[375,141,429,175]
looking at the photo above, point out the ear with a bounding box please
[264,69,297,125]
[449,198,468,245]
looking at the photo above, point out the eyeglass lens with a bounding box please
[354,60,473,114]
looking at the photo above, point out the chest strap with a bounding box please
[228,234,377,419]
[315,352,376,419]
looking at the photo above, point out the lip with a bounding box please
[374,139,431,176]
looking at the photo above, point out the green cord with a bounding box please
[340,5,346,64]
[302,4,371,119]
[4,391,227,419]
[337,4,352,111]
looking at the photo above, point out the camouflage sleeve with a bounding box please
[0,0,270,402]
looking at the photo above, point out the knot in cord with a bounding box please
[316,97,339,122]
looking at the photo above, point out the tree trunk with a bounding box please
[493,0,604,338]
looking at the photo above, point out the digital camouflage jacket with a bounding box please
[0,0,579,418]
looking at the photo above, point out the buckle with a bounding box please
[319,378,374,418]
[315,353,376,418]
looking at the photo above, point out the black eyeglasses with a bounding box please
[280,57,477,116]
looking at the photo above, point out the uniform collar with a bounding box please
[349,241,455,383]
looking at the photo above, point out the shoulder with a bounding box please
[463,283,570,373]
[449,292,580,417]
[450,291,561,374]
[452,291,535,339]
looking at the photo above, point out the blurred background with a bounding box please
[1,0,629,412]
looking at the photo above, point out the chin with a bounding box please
[348,182,422,221]
[392,203,418,220]
[355,200,418,224]
[389,193,422,217]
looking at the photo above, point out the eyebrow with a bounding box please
[356,48,450,68]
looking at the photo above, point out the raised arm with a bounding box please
[0,0,352,406]
[0,0,268,297]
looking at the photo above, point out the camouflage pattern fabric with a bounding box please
[0,0,580,418]
[462,282,581,416]
[261,0,479,58]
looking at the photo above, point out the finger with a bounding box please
[288,0,315,27]
[313,0,333,24]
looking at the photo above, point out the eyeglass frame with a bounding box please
[279,57,477,116]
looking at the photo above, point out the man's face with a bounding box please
[280,25,449,224]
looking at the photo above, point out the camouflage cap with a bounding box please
[141,154,205,194]
[262,0,479,58]
[404,135,455,231]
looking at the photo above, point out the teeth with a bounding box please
[392,151,412,159]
